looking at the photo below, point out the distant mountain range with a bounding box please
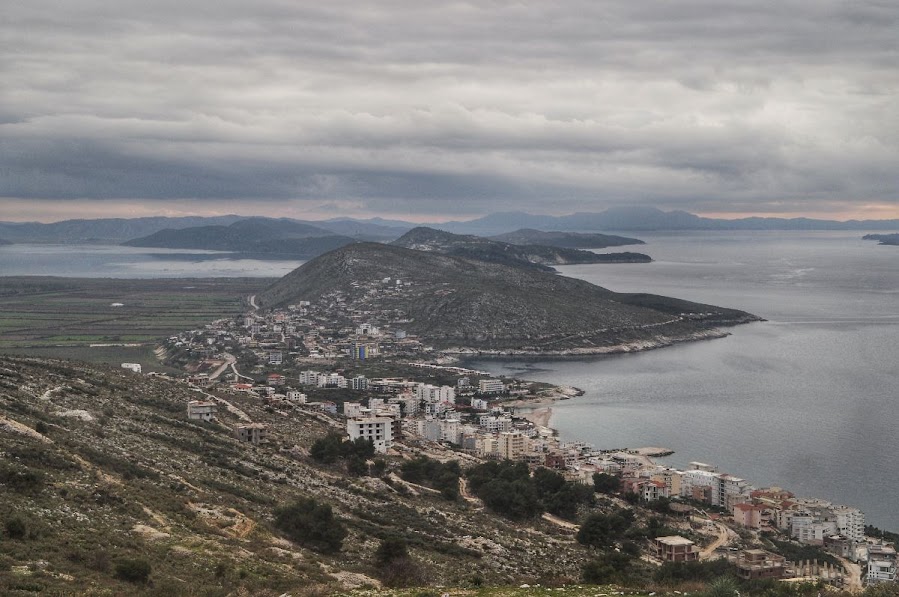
[3,206,899,246]
[391,227,650,271]
[258,242,757,353]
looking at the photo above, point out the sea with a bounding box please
[465,231,899,531]
[1,232,897,529]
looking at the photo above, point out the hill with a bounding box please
[391,227,651,271]
[0,216,244,244]
[490,229,644,249]
[258,243,757,354]
[0,355,603,594]
[0,238,11,246]
[123,218,359,258]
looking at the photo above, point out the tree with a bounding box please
[374,538,426,588]
[309,433,344,464]
[577,509,635,549]
[274,497,347,553]
[593,472,621,494]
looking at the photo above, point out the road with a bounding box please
[698,519,736,559]
[248,295,259,311]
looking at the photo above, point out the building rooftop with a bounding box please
[655,536,695,547]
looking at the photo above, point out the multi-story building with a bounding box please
[653,536,698,562]
[187,400,217,422]
[478,379,505,394]
[867,544,897,585]
[347,416,394,454]
[350,375,368,390]
[498,431,527,460]
[735,550,785,580]
[234,423,266,444]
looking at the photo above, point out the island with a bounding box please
[863,233,899,246]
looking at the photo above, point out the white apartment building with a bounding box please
[478,379,505,394]
[479,415,513,433]
[299,370,321,385]
[286,390,306,403]
[351,375,368,390]
[317,373,347,388]
[347,416,394,454]
[832,506,865,542]
[867,544,897,585]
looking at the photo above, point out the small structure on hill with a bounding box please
[187,400,217,422]
[234,423,267,445]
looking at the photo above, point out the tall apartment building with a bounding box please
[347,416,394,454]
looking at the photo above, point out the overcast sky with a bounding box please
[2,1,898,222]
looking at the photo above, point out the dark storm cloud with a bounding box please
[2,0,898,216]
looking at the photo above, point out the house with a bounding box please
[867,544,897,585]
[733,503,765,529]
[234,423,266,444]
[187,400,217,422]
[735,549,785,580]
[653,536,698,562]
[121,363,142,373]
[267,373,286,386]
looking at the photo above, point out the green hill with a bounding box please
[258,243,757,354]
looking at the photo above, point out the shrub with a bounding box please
[593,472,621,494]
[4,516,27,539]
[582,551,633,585]
[114,557,152,583]
[274,497,346,553]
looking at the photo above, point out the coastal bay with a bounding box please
[470,230,899,531]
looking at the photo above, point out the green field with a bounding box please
[0,276,271,368]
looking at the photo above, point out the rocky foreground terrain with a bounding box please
[258,243,759,354]
[0,356,603,595]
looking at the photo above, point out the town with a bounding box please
[149,285,896,591]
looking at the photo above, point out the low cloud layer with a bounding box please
[2,1,898,220]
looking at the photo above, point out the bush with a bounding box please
[467,462,591,520]
[582,551,633,584]
[375,538,427,588]
[274,497,347,553]
[114,557,152,583]
[4,516,27,539]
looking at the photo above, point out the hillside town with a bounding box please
[155,292,897,590]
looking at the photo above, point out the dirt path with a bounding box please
[699,520,734,559]
[835,554,863,592]
[541,512,579,530]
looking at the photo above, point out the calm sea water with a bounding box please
[0,244,304,277]
[468,231,899,531]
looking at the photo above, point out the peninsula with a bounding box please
[258,242,758,355]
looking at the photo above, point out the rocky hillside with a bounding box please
[0,356,596,595]
[257,243,758,354]
[490,229,644,249]
[391,227,651,270]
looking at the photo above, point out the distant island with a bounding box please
[489,228,645,249]
[0,238,12,246]
[122,217,360,258]
[6,206,899,245]
[863,233,899,246]
[259,242,758,354]
[391,227,651,271]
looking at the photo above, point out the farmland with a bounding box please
[0,276,270,368]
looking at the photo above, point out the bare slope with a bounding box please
[0,356,595,594]
[258,243,757,353]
